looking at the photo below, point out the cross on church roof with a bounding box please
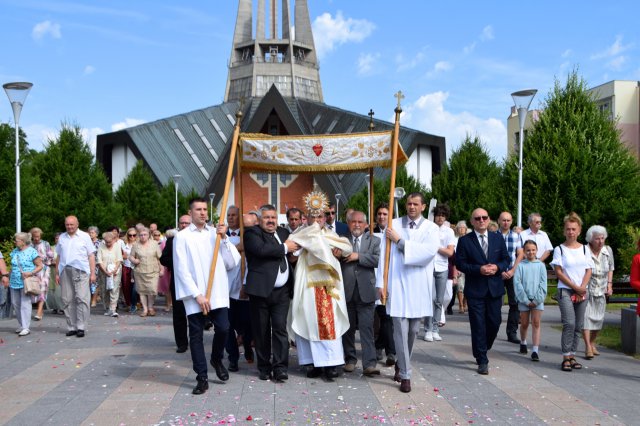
[394,91,405,109]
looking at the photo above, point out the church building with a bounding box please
[96,0,446,214]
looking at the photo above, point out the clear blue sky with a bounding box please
[1,0,638,161]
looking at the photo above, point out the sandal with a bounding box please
[148,309,156,317]
[585,350,594,360]
[592,347,600,356]
[561,359,572,372]
[139,311,148,317]
[569,358,582,369]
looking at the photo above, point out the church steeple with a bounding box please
[224,0,324,103]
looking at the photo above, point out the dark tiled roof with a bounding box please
[96,86,445,204]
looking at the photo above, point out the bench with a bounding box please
[545,270,638,304]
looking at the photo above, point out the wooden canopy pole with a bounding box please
[368,168,374,234]
[236,149,246,284]
[205,109,243,303]
[382,91,404,304]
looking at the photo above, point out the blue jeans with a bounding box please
[188,308,229,381]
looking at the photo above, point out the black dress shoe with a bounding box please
[324,366,339,379]
[176,346,188,354]
[306,366,323,378]
[65,330,77,337]
[477,363,489,375]
[258,371,271,380]
[76,330,85,338]
[393,365,401,383]
[210,359,229,381]
[399,379,411,393]
[274,371,288,382]
[228,361,239,372]
[192,379,209,395]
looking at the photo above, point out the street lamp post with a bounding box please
[393,187,406,219]
[511,89,537,229]
[173,174,181,229]
[209,193,215,224]
[3,82,33,233]
[335,193,341,221]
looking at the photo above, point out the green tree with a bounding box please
[431,135,504,222]
[115,161,162,227]
[346,165,432,221]
[503,69,640,257]
[0,123,49,239]
[31,123,122,236]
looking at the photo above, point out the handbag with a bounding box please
[18,260,41,296]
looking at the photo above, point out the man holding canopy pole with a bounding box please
[174,197,240,395]
[380,192,439,393]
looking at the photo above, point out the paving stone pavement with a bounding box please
[0,302,638,425]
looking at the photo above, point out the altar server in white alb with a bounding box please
[174,197,240,396]
[380,192,439,393]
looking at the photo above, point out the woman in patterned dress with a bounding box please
[30,228,55,321]
[583,225,614,359]
[129,227,162,317]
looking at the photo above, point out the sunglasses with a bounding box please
[179,222,190,225]
[325,211,336,216]
[474,216,489,221]
[128,234,137,237]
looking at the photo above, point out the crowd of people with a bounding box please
[0,191,636,395]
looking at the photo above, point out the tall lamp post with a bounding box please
[3,82,33,233]
[393,187,405,219]
[335,193,341,221]
[511,89,537,229]
[209,193,215,224]
[173,174,181,229]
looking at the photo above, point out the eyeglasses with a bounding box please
[179,222,190,225]
[325,211,336,216]
[128,234,137,237]
[474,216,489,221]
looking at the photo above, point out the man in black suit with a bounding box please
[160,214,191,353]
[455,208,510,375]
[340,211,381,376]
[325,204,348,234]
[243,204,299,382]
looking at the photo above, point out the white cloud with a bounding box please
[606,56,626,71]
[312,11,375,59]
[561,49,572,58]
[591,35,633,59]
[111,118,146,132]
[426,60,453,77]
[357,52,380,76]
[32,20,62,41]
[84,65,96,75]
[463,25,494,54]
[23,124,58,151]
[401,91,508,160]
[81,127,105,155]
[480,25,494,41]
[396,51,426,72]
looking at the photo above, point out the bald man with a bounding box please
[55,216,96,338]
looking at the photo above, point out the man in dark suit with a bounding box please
[340,211,381,376]
[325,204,348,235]
[160,214,191,353]
[243,204,300,382]
[455,208,510,375]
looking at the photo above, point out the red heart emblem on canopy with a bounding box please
[312,143,323,157]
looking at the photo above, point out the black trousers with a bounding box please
[226,298,253,363]
[249,286,290,376]
[467,295,502,365]
[170,280,188,350]
[504,277,519,338]
[374,305,395,356]
[187,308,229,381]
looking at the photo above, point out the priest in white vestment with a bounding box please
[379,192,439,393]
[289,190,353,380]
